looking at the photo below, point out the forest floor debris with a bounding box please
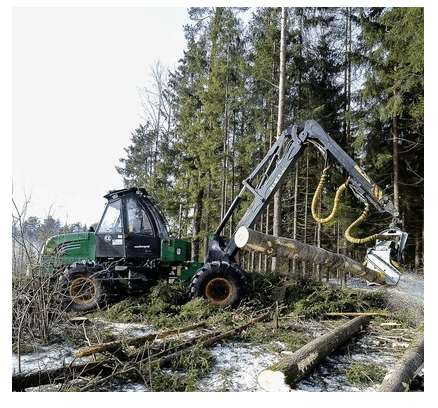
[12,272,424,392]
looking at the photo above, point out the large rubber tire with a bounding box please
[58,261,116,312]
[189,261,249,308]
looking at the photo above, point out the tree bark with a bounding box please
[235,227,386,284]
[192,184,204,262]
[272,7,288,271]
[145,312,270,371]
[378,331,424,392]
[323,312,390,317]
[258,315,371,391]
[12,361,111,392]
[393,113,400,215]
[75,322,206,358]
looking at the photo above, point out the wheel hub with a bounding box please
[69,276,98,305]
[205,278,233,306]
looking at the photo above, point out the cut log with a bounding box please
[12,361,112,392]
[323,312,391,317]
[235,227,386,285]
[378,330,424,392]
[75,321,206,357]
[257,315,371,391]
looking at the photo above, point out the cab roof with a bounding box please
[104,187,148,200]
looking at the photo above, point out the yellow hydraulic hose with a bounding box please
[344,203,386,244]
[311,166,347,224]
[312,167,388,246]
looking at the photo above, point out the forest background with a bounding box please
[13,7,424,281]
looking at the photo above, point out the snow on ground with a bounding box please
[13,274,424,392]
[198,342,281,392]
[12,343,91,376]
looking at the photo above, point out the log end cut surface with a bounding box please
[258,370,291,392]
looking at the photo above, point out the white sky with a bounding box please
[11,6,191,226]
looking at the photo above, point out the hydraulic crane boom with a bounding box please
[206,120,407,285]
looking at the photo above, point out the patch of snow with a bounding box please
[198,342,281,392]
[12,344,91,375]
[100,321,153,338]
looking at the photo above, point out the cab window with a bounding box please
[126,198,153,235]
[97,200,123,234]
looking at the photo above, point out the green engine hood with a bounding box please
[42,232,96,268]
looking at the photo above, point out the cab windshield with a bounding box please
[97,200,123,234]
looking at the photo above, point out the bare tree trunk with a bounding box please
[414,233,422,271]
[344,7,352,144]
[235,227,386,284]
[204,182,211,260]
[292,164,299,275]
[393,114,400,214]
[192,183,204,262]
[12,361,109,392]
[258,315,372,391]
[378,331,424,392]
[272,7,288,272]
[302,154,310,278]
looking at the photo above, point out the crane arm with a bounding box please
[207,120,407,285]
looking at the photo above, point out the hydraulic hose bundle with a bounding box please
[311,166,347,224]
[311,167,384,244]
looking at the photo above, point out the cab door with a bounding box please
[124,196,161,259]
[95,198,126,259]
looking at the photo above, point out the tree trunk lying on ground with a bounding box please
[235,227,386,285]
[12,361,112,392]
[13,313,269,391]
[378,330,424,392]
[144,312,270,370]
[75,321,206,357]
[79,312,270,392]
[323,312,391,317]
[257,315,372,391]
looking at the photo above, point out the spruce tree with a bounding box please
[357,7,423,269]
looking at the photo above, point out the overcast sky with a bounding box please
[12,7,191,226]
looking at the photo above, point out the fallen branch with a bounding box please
[235,227,386,285]
[323,312,391,317]
[79,312,270,391]
[140,312,270,371]
[15,313,270,392]
[12,361,113,392]
[257,315,372,391]
[378,330,424,392]
[75,321,206,357]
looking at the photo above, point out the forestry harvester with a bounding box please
[42,120,407,312]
